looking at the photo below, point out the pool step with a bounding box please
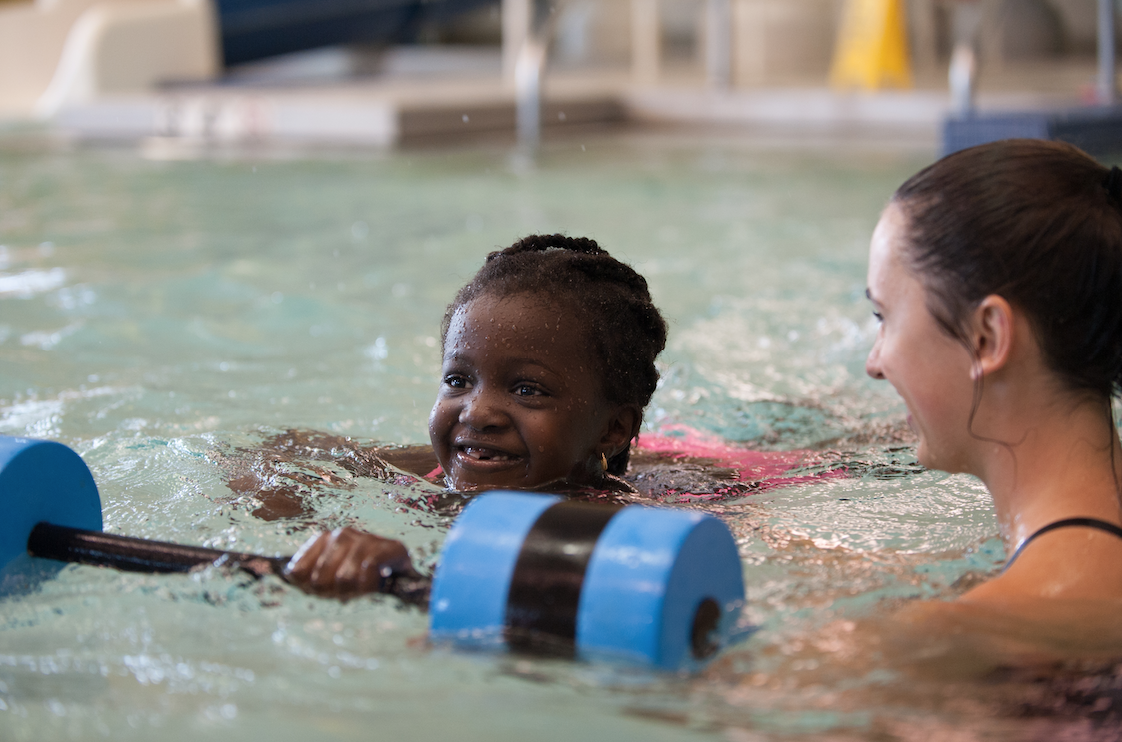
[53,77,626,149]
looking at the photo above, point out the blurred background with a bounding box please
[0,0,1118,150]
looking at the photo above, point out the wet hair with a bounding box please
[892,139,1122,400]
[441,234,668,475]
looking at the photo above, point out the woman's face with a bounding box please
[428,292,621,492]
[865,205,978,473]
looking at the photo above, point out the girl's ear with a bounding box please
[601,405,642,456]
[971,294,1015,380]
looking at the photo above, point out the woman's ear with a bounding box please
[971,294,1015,379]
[600,405,642,456]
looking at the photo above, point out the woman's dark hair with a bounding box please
[441,234,668,475]
[892,139,1122,400]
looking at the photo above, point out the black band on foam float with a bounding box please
[504,500,623,656]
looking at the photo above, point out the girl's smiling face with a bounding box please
[428,292,634,492]
[865,204,978,473]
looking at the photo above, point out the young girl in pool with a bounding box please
[866,139,1122,632]
[283,233,671,599]
[261,234,833,600]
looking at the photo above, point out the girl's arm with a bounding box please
[218,430,446,523]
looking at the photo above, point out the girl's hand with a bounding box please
[284,527,414,601]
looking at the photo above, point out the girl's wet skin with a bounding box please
[429,292,639,493]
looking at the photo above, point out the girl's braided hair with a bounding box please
[441,234,668,475]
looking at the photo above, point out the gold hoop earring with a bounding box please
[601,453,608,473]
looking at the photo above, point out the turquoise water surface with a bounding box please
[0,132,1025,741]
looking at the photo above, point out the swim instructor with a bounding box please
[865,139,1122,624]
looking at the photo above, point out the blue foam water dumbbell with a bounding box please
[0,435,746,670]
[429,491,745,670]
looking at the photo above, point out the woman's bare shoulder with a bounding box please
[895,593,1122,664]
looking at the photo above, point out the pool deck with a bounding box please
[37,48,1109,152]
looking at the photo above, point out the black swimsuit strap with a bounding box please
[1004,517,1122,571]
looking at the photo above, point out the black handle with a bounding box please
[27,522,431,607]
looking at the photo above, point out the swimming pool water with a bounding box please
[0,131,1033,741]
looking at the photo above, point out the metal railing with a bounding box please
[506,0,735,151]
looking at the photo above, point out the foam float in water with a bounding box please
[0,435,745,670]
